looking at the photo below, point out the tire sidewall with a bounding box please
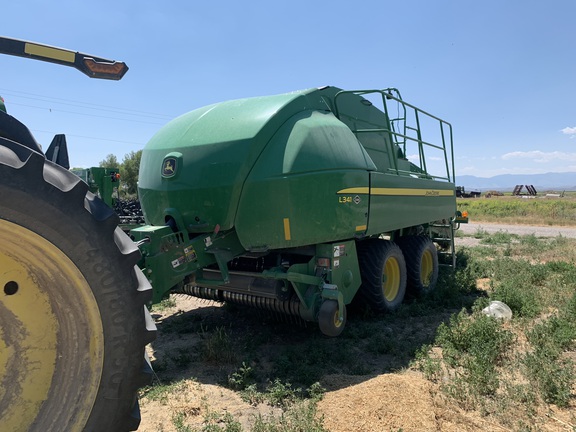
[0,148,150,432]
[397,235,439,296]
[356,239,407,313]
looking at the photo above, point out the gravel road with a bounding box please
[457,222,576,239]
[453,222,576,248]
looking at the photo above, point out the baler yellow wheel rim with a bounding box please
[383,256,401,302]
[0,219,104,432]
[332,309,343,329]
[420,249,434,286]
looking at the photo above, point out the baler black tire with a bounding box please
[0,139,156,432]
[396,235,439,295]
[356,238,407,313]
[318,300,347,337]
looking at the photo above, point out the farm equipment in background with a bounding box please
[131,86,465,336]
[69,167,145,230]
[512,184,537,196]
[456,185,481,198]
[71,166,120,208]
[70,165,144,226]
[0,37,155,432]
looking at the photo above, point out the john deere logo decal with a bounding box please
[162,157,177,177]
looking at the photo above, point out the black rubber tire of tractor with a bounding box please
[356,238,407,313]
[318,300,347,337]
[396,235,439,296]
[0,139,156,432]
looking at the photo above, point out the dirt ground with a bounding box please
[138,295,574,432]
[139,297,450,432]
[138,232,576,432]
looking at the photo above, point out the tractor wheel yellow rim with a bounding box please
[383,257,401,302]
[420,249,434,287]
[0,219,104,431]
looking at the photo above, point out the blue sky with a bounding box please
[2,0,575,178]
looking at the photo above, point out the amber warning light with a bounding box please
[83,58,128,80]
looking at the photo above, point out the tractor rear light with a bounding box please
[82,58,128,80]
[462,211,468,218]
[317,258,330,268]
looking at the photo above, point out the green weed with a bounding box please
[435,309,514,397]
[239,379,324,410]
[413,344,442,382]
[172,411,193,432]
[483,258,549,318]
[264,379,302,409]
[473,227,488,239]
[240,383,264,406]
[306,382,325,401]
[151,296,177,312]
[140,380,187,404]
[523,352,574,407]
[480,230,515,245]
[251,400,328,432]
[517,233,542,250]
[198,411,242,432]
[521,303,576,407]
[200,325,236,364]
[228,362,254,391]
[490,279,541,318]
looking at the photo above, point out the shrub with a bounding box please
[522,303,576,407]
[523,352,574,407]
[491,280,541,318]
[480,230,515,245]
[435,309,514,396]
[251,401,328,432]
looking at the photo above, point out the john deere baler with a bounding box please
[132,86,459,336]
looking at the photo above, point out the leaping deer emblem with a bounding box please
[163,158,176,176]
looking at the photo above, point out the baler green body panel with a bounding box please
[366,173,455,235]
[235,109,375,250]
[138,89,339,234]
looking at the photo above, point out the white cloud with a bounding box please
[501,151,576,163]
[406,154,419,162]
[561,127,576,137]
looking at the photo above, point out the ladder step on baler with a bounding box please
[430,219,456,269]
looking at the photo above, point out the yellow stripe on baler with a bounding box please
[337,187,454,197]
[283,218,291,241]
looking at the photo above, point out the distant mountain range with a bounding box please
[456,172,576,192]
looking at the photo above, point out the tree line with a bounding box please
[99,150,142,196]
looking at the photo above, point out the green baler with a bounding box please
[132,86,461,336]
